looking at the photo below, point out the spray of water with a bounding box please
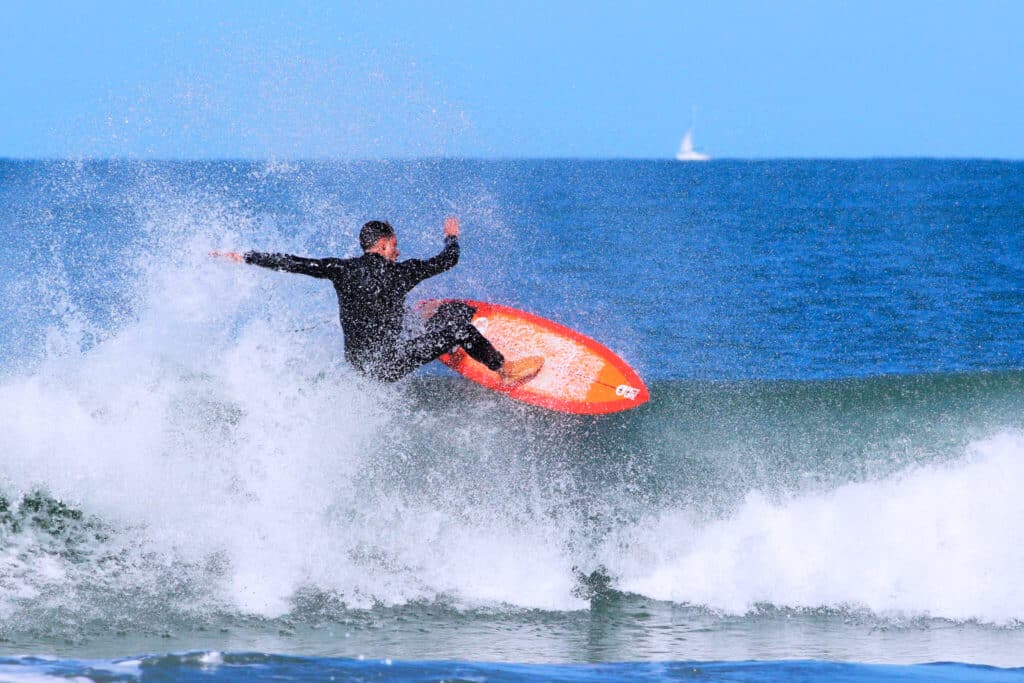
[1,164,1022,641]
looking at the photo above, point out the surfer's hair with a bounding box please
[359,220,395,251]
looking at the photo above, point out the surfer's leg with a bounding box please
[458,327,505,369]
[420,302,543,387]
[393,302,504,377]
[436,302,505,369]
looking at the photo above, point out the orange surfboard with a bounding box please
[421,299,649,414]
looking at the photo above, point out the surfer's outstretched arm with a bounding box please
[396,217,461,287]
[241,252,342,279]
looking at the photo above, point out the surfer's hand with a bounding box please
[444,216,460,238]
[417,300,442,319]
[210,250,244,263]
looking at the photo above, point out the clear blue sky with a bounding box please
[2,0,1022,159]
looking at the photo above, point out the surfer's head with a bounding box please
[360,220,399,261]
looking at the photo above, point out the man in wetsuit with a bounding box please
[212,217,542,385]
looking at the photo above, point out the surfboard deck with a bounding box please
[420,299,649,414]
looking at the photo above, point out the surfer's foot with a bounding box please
[498,356,544,388]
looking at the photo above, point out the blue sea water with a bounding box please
[1,159,1023,680]
[2,653,1023,682]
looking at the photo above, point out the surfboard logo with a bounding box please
[616,384,640,400]
[472,317,489,334]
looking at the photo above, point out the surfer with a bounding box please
[212,217,543,386]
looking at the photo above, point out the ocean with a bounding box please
[0,159,1022,681]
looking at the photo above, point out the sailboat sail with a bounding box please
[676,128,710,161]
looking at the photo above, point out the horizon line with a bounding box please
[1,155,1022,163]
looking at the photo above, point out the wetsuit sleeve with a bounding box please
[243,252,342,279]
[396,236,460,288]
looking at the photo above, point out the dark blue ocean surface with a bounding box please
[2,653,1023,683]
[1,160,1023,676]
[2,159,1022,379]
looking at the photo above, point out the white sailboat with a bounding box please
[675,128,710,161]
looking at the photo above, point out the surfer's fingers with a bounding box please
[444,216,460,236]
[417,300,442,319]
[210,250,243,263]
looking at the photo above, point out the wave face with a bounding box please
[1,160,1023,662]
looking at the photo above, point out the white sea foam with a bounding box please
[0,669,94,683]
[608,432,1024,624]
[0,656,141,683]
[0,184,584,626]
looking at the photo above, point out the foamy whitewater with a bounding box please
[1,159,1023,678]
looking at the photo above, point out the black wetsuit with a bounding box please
[244,236,504,381]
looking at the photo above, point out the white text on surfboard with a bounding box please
[616,384,640,400]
